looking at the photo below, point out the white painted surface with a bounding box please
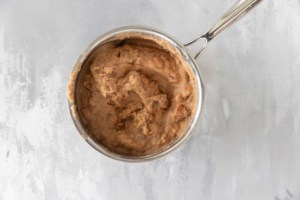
[0,0,299,199]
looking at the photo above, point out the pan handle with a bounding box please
[185,0,263,59]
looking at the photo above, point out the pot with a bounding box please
[68,0,262,161]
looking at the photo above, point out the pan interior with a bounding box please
[73,30,201,160]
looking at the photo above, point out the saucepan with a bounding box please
[68,0,262,161]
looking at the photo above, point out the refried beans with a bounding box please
[71,38,197,156]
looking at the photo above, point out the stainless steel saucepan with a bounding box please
[68,0,262,161]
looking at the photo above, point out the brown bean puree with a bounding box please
[69,36,197,156]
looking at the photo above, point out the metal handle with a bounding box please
[185,0,263,59]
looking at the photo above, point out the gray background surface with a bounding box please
[0,0,300,199]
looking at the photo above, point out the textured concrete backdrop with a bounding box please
[0,0,300,199]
